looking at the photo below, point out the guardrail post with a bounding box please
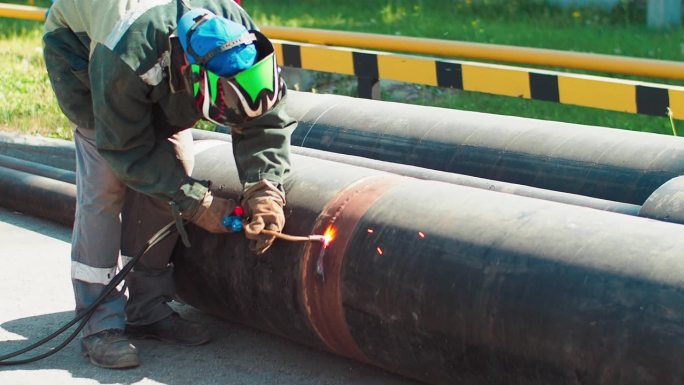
[357,77,380,100]
[353,52,380,100]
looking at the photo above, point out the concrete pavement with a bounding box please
[0,207,420,385]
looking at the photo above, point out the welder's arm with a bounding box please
[232,93,296,253]
[89,46,233,234]
[43,28,95,130]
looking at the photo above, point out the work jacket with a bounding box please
[43,0,294,212]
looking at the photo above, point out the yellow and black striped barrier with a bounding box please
[4,3,684,81]
[273,41,684,118]
[2,2,682,118]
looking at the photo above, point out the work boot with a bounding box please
[126,312,211,346]
[81,329,139,369]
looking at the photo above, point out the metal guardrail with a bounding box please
[2,2,683,118]
[3,3,683,82]
[262,26,684,82]
[273,41,684,118]
[0,3,43,21]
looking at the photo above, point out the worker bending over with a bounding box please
[43,0,294,369]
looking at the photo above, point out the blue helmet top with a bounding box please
[177,8,257,77]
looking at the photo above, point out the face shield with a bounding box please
[171,9,286,126]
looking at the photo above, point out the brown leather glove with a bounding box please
[190,192,236,234]
[170,179,236,248]
[241,180,286,254]
[189,192,237,234]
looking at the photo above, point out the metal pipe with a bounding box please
[2,139,684,383]
[261,26,684,81]
[0,129,644,219]
[192,129,640,215]
[172,141,684,385]
[0,166,75,226]
[2,3,681,81]
[287,91,684,205]
[639,175,684,224]
[0,154,75,184]
[0,3,45,21]
[1,88,681,207]
[0,132,75,172]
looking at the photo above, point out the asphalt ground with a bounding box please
[0,207,420,385]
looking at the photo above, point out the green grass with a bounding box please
[0,0,682,138]
[249,0,683,61]
[0,16,71,139]
[246,0,684,134]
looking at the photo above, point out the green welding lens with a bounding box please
[191,64,220,104]
[191,48,282,125]
[191,65,201,96]
[234,53,276,104]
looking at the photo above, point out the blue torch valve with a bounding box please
[222,215,243,232]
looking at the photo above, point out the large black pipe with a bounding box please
[639,175,684,224]
[4,92,684,206]
[1,131,640,216]
[192,130,640,215]
[0,166,75,226]
[3,139,684,383]
[0,132,75,171]
[171,141,684,385]
[0,154,75,184]
[286,91,684,205]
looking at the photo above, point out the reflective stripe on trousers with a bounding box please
[71,127,194,337]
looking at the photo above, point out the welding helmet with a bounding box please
[174,8,285,126]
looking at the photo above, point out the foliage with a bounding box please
[0,0,682,137]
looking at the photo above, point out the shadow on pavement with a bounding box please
[0,209,71,243]
[1,303,419,385]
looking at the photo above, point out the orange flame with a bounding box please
[323,225,336,248]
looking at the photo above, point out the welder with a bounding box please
[43,0,294,369]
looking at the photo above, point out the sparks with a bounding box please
[323,225,336,248]
[367,228,374,234]
[376,246,384,256]
[418,231,426,239]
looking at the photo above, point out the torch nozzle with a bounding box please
[260,229,326,243]
[259,229,331,281]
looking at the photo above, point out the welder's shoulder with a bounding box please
[109,0,246,71]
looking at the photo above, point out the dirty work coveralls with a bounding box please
[43,0,295,338]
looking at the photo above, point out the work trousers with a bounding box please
[71,127,194,337]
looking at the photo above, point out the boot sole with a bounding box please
[82,351,139,369]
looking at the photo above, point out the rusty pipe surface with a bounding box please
[287,91,684,205]
[172,141,684,385]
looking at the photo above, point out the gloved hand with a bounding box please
[189,192,237,234]
[241,180,286,254]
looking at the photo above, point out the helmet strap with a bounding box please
[197,33,257,65]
